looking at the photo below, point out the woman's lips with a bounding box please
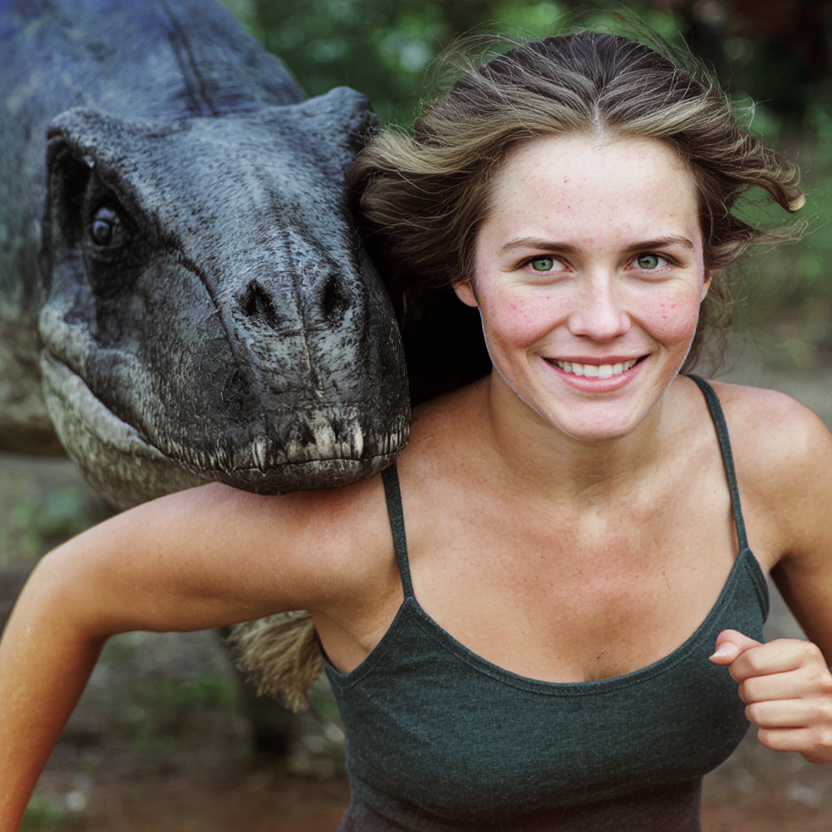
[539,355,649,393]
[548,358,639,379]
[544,355,647,379]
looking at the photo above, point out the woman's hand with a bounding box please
[710,629,832,765]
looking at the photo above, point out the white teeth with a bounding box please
[555,359,637,378]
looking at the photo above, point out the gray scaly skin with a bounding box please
[0,0,410,509]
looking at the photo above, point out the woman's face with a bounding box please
[456,134,710,442]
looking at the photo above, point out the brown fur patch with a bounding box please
[227,611,322,712]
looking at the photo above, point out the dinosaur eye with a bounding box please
[88,204,128,249]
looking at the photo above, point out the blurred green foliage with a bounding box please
[0,458,110,568]
[224,0,688,125]
[9,487,108,557]
[87,635,240,755]
[222,0,832,367]
[221,1,831,133]
[116,671,237,754]
[146,671,238,709]
[20,795,71,829]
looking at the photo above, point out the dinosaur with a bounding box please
[0,0,410,511]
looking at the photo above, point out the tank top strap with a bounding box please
[381,462,416,598]
[686,374,749,552]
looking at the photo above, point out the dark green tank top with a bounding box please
[323,376,769,831]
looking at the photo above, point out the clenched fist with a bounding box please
[710,629,832,765]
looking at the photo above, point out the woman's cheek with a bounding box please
[633,289,703,345]
[482,293,558,350]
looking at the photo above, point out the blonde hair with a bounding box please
[351,30,805,368]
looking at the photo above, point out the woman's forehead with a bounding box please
[494,133,693,193]
[481,134,701,245]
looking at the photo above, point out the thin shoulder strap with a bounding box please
[687,374,749,551]
[381,462,415,598]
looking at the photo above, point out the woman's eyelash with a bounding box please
[518,254,677,265]
[517,252,682,272]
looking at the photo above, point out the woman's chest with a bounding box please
[405,487,742,683]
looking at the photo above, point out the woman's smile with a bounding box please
[546,357,642,379]
[540,353,649,398]
[454,133,710,442]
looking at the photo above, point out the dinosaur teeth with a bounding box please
[252,436,269,473]
[311,420,337,458]
[350,425,364,458]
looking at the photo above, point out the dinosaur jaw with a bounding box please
[40,352,407,509]
[41,352,209,508]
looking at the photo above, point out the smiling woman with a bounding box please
[453,135,709,442]
[3,24,832,832]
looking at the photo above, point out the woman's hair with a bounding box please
[350,29,805,370]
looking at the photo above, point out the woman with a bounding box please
[2,28,831,832]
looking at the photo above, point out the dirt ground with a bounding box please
[3,353,832,831]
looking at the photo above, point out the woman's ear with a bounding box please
[453,278,479,308]
[701,269,712,300]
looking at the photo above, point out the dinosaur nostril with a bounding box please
[320,273,351,323]
[240,280,279,328]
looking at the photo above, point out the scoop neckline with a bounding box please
[324,546,768,693]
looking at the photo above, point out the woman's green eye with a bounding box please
[636,254,662,270]
[529,257,555,272]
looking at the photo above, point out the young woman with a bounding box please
[2,29,832,832]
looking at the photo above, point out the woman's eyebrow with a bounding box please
[499,235,695,254]
[499,238,577,254]
[630,236,695,251]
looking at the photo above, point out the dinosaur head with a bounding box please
[40,88,409,508]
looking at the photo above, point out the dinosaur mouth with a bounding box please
[40,352,408,507]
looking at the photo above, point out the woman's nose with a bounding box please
[567,276,630,341]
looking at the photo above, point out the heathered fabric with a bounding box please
[323,375,769,831]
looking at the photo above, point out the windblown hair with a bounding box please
[235,29,806,710]
[351,29,805,368]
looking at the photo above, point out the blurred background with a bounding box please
[3,0,831,829]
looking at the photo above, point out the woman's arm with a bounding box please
[1,559,108,829]
[711,385,832,765]
[0,478,388,829]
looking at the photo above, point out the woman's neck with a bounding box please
[475,371,683,505]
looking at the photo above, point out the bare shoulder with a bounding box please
[405,378,491,458]
[184,472,398,609]
[707,379,832,471]
[45,468,399,634]
[165,382,490,621]
[707,379,832,562]
[707,380,832,657]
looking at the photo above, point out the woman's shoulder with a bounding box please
[703,378,832,560]
[705,378,831,458]
[407,377,490,446]
[208,381,487,595]
[138,467,400,616]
